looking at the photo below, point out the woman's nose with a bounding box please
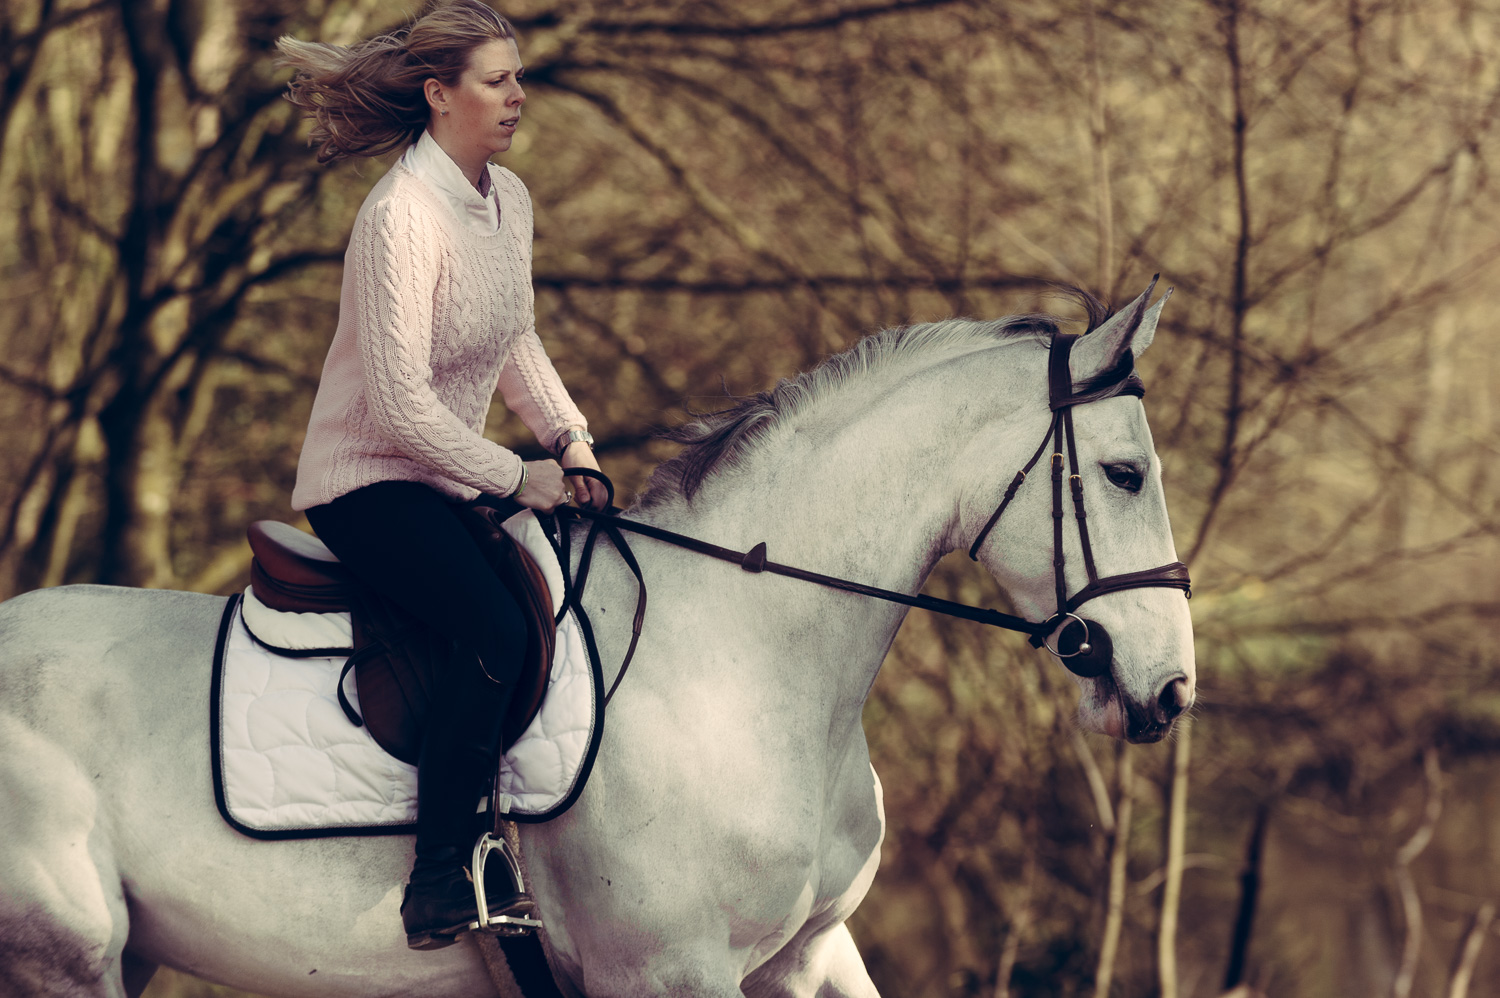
[510,84,525,106]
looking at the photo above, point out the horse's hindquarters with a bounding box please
[0,586,224,996]
[0,586,500,997]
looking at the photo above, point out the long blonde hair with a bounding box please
[277,0,516,163]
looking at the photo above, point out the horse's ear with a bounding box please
[1071,279,1172,384]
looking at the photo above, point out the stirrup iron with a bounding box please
[469,833,543,935]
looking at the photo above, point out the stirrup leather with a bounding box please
[470,833,543,936]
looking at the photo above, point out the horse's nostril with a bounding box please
[1156,674,1190,722]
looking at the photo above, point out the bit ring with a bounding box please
[1044,613,1092,659]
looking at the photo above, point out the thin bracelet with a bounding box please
[512,461,528,497]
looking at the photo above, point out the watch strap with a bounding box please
[553,428,594,457]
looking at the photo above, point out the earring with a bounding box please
[441,110,448,117]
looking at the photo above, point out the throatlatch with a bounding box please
[967,286,1191,678]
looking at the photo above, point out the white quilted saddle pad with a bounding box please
[212,510,600,838]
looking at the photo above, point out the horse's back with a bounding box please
[0,585,226,767]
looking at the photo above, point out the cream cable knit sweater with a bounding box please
[292,159,585,511]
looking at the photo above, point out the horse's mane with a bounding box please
[636,288,1112,507]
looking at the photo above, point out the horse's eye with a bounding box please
[1103,463,1144,493]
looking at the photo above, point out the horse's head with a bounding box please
[966,284,1195,743]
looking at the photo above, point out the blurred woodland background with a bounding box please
[4,0,1500,995]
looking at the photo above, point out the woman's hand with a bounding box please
[513,459,570,512]
[560,441,609,510]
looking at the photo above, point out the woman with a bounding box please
[277,0,606,950]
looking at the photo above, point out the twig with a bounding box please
[1084,0,1114,294]
[1447,902,1496,998]
[1135,853,1234,896]
[1186,0,1253,568]
[1093,742,1133,998]
[993,816,1039,998]
[1073,729,1116,833]
[1392,748,1444,998]
[575,0,971,38]
[1159,718,1193,998]
[1223,803,1270,990]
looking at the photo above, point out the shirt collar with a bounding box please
[400,130,500,233]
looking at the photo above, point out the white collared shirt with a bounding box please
[399,130,500,234]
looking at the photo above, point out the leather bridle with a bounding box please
[548,316,1190,694]
[964,328,1191,677]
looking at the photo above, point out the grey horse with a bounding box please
[0,289,1193,996]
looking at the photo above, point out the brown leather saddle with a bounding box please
[246,507,556,764]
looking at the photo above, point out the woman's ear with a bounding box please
[423,78,446,117]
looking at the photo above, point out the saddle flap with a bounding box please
[353,505,558,764]
[461,504,557,751]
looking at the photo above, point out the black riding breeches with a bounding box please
[305,480,524,852]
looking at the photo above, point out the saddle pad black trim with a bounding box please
[241,623,354,661]
[209,595,418,841]
[210,584,609,837]
[500,597,606,825]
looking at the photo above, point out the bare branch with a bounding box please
[1072,729,1115,834]
[533,272,1041,296]
[1093,741,1133,998]
[1446,902,1496,998]
[1223,803,1270,991]
[1185,0,1253,568]
[1392,748,1443,998]
[577,0,973,38]
[1158,717,1193,998]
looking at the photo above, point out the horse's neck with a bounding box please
[589,348,1040,744]
[684,419,951,592]
[639,368,1009,714]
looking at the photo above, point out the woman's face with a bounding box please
[430,37,526,159]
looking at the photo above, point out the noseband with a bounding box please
[966,330,1192,678]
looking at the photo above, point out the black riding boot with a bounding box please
[401,649,534,950]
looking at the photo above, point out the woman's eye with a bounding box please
[1103,463,1144,492]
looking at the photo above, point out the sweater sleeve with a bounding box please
[353,196,526,496]
[493,171,588,453]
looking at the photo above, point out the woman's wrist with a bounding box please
[511,460,529,497]
[552,426,593,458]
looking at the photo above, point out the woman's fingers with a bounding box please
[585,476,609,509]
[515,459,568,510]
[563,474,608,510]
[558,441,607,509]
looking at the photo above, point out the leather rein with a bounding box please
[548,326,1190,692]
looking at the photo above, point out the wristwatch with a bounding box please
[553,428,594,458]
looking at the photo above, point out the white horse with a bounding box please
[0,288,1194,997]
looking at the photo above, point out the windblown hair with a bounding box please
[640,288,1113,508]
[277,0,516,163]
